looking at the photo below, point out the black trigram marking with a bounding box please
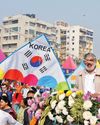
[39,66,47,73]
[24,50,32,57]
[44,54,51,61]
[29,42,34,49]
[22,63,29,70]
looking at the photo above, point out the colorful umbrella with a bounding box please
[38,75,57,88]
[4,69,23,82]
[56,81,69,91]
[22,74,38,86]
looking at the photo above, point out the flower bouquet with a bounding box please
[39,90,100,125]
[27,90,50,125]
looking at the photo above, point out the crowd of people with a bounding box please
[0,53,100,125]
[0,79,52,125]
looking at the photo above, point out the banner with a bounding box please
[67,61,85,88]
[0,35,68,89]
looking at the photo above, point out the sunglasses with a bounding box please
[27,97,33,100]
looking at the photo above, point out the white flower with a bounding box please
[48,112,54,121]
[55,106,61,114]
[68,96,75,107]
[57,100,65,109]
[59,93,65,100]
[62,107,68,115]
[83,111,92,120]
[83,100,92,110]
[90,116,98,125]
[67,115,74,122]
[56,115,63,123]
[51,100,57,109]
[71,92,76,98]
[98,108,100,114]
[84,120,89,125]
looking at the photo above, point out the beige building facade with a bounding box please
[0,14,57,56]
[55,21,93,64]
[0,15,93,64]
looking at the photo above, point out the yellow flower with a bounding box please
[76,90,83,95]
[58,90,64,95]
[66,90,72,96]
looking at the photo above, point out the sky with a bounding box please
[0,0,100,58]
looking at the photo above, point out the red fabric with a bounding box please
[12,92,23,104]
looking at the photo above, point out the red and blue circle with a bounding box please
[30,56,43,67]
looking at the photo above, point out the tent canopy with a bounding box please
[0,49,6,62]
[62,56,77,70]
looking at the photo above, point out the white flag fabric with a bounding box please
[0,35,67,88]
[67,61,85,88]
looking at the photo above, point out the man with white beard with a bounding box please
[0,109,22,125]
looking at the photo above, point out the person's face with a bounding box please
[0,100,7,109]
[27,92,34,106]
[1,85,7,92]
[27,92,34,98]
[84,55,96,72]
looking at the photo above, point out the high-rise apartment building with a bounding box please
[0,15,93,64]
[55,21,93,64]
[0,14,57,56]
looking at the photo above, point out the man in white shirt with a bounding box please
[0,109,22,125]
[75,53,100,97]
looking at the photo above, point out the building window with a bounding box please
[2,43,17,49]
[3,36,9,40]
[72,42,74,45]
[29,29,34,35]
[3,21,9,25]
[37,23,41,27]
[72,48,74,51]
[12,35,18,40]
[72,30,75,33]
[42,25,46,29]
[11,27,18,32]
[87,30,93,36]
[25,30,28,34]
[12,20,18,24]
[29,22,35,26]
[25,22,28,25]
